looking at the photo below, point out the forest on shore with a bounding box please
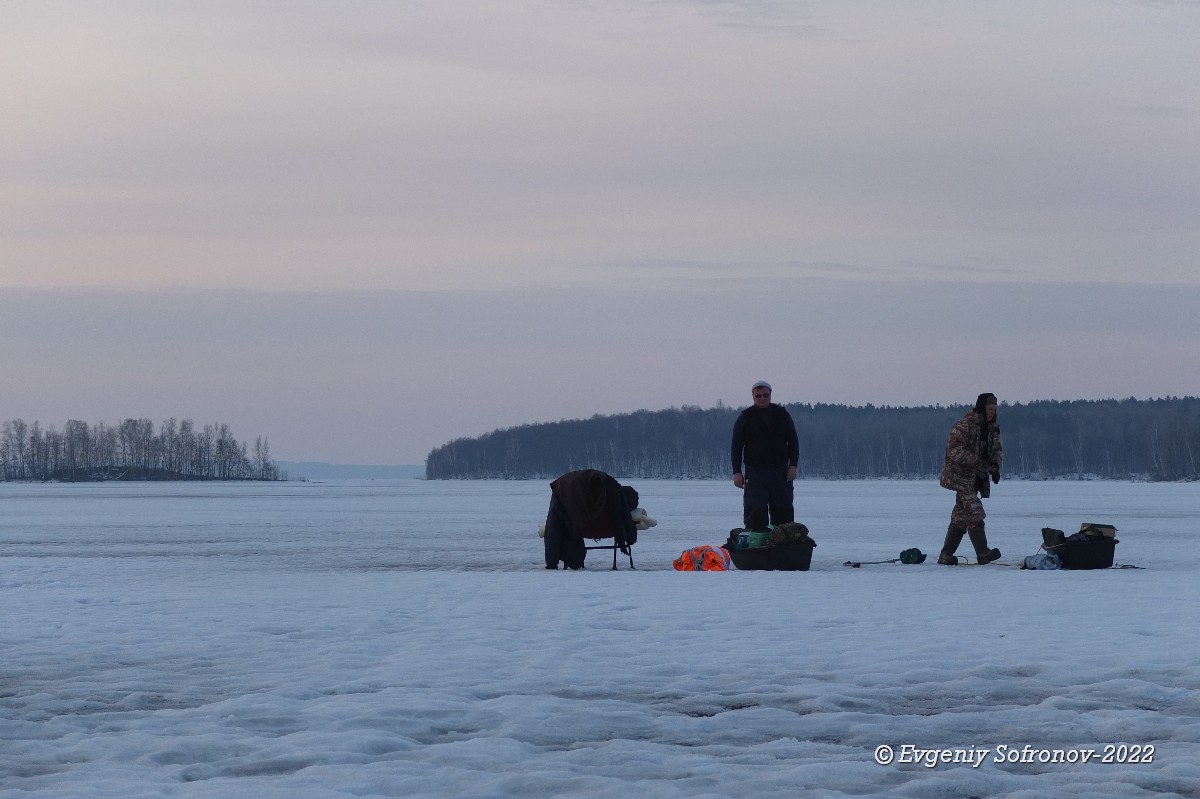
[0,417,283,482]
[425,397,1200,482]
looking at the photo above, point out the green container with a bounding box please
[740,530,771,549]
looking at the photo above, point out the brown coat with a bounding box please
[939,410,1003,497]
[549,469,638,545]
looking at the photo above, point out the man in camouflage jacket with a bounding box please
[937,393,1003,565]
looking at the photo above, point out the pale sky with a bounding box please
[3,1,1198,463]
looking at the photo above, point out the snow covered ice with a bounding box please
[2,479,1199,798]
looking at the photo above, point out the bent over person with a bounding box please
[543,469,639,570]
[731,380,799,530]
[938,392,1003,565]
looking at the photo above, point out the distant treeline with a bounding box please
[0,417,284,482]
[425,397,1200,482]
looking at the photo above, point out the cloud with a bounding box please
[2,3,1199,460]
[4,2,1199,292]
[2,280,1196,462]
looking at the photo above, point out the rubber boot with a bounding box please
[938,524,965,565]
[968,524,1001,565]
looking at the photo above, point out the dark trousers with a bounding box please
[743,464,794,530]
[543,496,586,569]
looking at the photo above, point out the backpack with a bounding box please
[673,545,732,571]
[768,522,814,546]
[1041,527,1067,551]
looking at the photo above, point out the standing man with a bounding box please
[937,392,1004,565]
[731,380,800,530]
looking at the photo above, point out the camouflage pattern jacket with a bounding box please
[938,410,1003,497]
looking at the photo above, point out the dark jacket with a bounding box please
[543,470,639,569]
[731,404,799,472]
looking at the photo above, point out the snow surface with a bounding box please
[2,479,1198,798]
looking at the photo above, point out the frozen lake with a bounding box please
[2,479,1198,797]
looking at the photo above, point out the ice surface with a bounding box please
[2,479,1198,798]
